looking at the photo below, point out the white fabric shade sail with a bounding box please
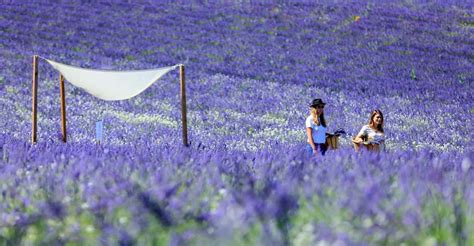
[45,58,179,101]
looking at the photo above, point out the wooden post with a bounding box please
[59,74,67,143]
[32,55,38,143]
[180,64,188,146]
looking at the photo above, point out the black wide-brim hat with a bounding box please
[309,98,326,108]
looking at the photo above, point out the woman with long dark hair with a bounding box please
[305,98,328,155]
[353,109,385,152]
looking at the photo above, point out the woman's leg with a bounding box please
[318,144,328,156]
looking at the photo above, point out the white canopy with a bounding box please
[45,58,179,101]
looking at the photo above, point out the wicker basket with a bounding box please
[326,135,339,149]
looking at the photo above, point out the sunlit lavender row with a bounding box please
[1,1,473,245]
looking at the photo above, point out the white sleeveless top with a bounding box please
[305,115,327,144]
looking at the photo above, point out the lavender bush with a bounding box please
[1,1,473,245]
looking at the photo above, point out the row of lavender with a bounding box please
[1,137,473,244]
[1,0,473,244]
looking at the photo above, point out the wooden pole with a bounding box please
[59,74,67,143]
[180,64,188,146]
[32,55,38,144]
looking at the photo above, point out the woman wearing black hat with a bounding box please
[306,98,328,155]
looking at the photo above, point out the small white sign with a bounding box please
[96,121,103,143]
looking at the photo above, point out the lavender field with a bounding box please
[1,1,473,245]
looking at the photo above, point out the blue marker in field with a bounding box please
[96,120,103,143]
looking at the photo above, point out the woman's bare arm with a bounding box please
[353,135,364,143]
[353,126,366,143]
[306,127,317,153]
